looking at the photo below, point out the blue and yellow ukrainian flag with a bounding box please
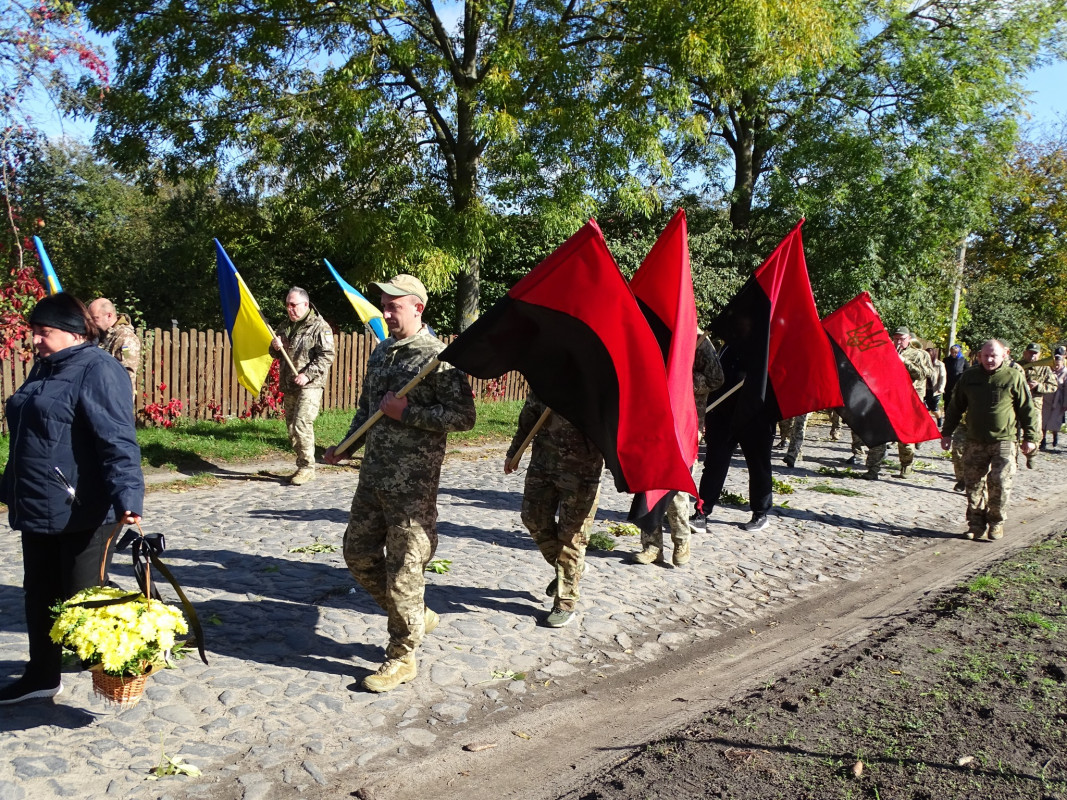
[33,236,63,295]
[215,239,275,395]
[324,259,387,342]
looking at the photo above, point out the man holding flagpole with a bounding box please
[323,275,475,693]
[270,287,335,486]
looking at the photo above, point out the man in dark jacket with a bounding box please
[943,343,967,404]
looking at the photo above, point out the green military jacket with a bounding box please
[100,316,141,391]
[943,363,1040,444]
[344,326,476,491]
[1024,363,1059,398]
[693,334,725,415]
[272,309,335,392]
[901,346,935,398]
[507,392,604,486]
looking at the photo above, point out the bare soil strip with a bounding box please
[361,500,1067,800]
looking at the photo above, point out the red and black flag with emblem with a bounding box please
[708,219,843,429]
[627,209,700,529]
[438,220,697,496]
[821,292,941,446]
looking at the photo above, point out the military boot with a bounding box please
[362,655,417,692]
[424,608,440,635]
[289,467,316,486]
[987,523,1005,540]
[672,540,691,566]
[633,547,663,565]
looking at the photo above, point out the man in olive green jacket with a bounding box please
[941,339,1039,541]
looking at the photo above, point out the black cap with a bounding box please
[1056,346,1065,357]
[28,293,88,335]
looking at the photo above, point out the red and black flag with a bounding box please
[438,220,697,496]
[627,209,700,528]
[821,292,941,446]
[709,220,843,427]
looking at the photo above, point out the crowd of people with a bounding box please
[1,282,1062,702]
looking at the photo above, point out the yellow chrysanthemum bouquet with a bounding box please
[50,586,188,677]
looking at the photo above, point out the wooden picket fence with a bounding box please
[0,328,528,433]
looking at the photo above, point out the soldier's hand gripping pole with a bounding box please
[705,378,745,414]
[261,315,300,377]
[505,407,552,472]
[333,357,442,458]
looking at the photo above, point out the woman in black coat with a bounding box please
[0,293,144,704]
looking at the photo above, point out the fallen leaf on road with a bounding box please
[889,670,902,675]
[851,761,864,778]
[513,731,532,740]
[463,742,497,752]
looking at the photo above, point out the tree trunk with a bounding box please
[452,90,481,332]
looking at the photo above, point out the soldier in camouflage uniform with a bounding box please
[637,333,722,565]
[783,413,808,468]
[860,327,934,480]
[88,298,141,400]
[270,287,336,485]
[941,339,1039,541]
[1019,343,1058,468]
[505,393,603,628]
[324,275,476,692]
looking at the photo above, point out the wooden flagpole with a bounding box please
[505,408,552,471]
[333,358,441,457]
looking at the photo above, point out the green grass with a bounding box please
[0,399,522,473]
[808,483,863,496]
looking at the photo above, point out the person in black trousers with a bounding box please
[0,293,143,705]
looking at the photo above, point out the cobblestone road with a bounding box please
[2,421,1063,800]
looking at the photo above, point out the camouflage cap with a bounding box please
[1026,342,1041,352]
[373,274,427,305]
[892,326,910,337]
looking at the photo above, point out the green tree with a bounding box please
[81,0,683,331]
[964,123,1067,349]
[655,0,1066,281]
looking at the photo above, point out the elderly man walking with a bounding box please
[88,297,141,397]
[270,287,335,486]
[941,339,1039,541]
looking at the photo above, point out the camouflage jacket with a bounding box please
[693,334,725,414]
[99,317,141,390]
[1024,363,1059,397]
[900,346,935,398]
[344,326,476,491]
[271,309,335,392]
[507,393,604,485]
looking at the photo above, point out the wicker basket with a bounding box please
[90,664,153,707]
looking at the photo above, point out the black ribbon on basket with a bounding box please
[70,524,208,666]
[116,526,209,666]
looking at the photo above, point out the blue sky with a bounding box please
[1021,60,1067,128]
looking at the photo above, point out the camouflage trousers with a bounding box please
[962,441,1017,529]
[521,467,601,612]
[342,481,439,658]
[641,484,694,553]
[862,440,914,476]
[786,414,808,462]
[283,387,323,469]
[828,409,841,439]
[951,426,968,483]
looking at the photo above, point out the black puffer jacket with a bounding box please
[1,342,144,534]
